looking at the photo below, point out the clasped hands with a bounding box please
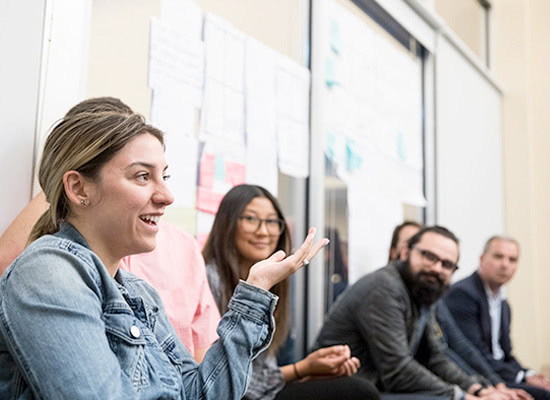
[295,344,361,380]
[466,383,533,400]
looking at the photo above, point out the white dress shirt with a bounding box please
[483,284,505,361]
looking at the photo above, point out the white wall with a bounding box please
[0,0,46,234]
[435,34,503,281]
[33,0,92,195]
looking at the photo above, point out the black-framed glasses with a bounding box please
[412,246,458,272]
[238,215,285,236]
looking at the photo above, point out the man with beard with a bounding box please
[313,226,504,399]
[389,225,532,400]
[445,237,550,399]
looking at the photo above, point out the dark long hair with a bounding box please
[203,184,291,353]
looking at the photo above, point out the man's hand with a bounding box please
[526,374,550,391]
[467,384,515,400]
[495,383,533,400]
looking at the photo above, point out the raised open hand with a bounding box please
[246,227,329,291]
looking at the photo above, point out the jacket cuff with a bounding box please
[453,385,465,400]
[229,280,278,324]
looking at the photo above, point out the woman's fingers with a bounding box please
[246,227,329,291]
[314,345,344,357]
[268,249,286,262]
[305,237,330,264]
[286,227,330,272]
[290,228,316,266]
[341,344,351,359]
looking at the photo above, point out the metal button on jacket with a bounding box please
[130,325,141,338]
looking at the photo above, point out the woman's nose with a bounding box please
[153,181,174,206]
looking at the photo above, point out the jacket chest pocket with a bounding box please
[104,311,150,389]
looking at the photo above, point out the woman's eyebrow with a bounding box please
[125,161,168,171]
[125,161,154,170]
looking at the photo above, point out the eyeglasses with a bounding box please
[238,215,285,236]
[412,246,458,272]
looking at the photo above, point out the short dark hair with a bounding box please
[407,225,460,260]
[388,221,423,261]
[482,236,520,255]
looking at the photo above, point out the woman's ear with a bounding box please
[63,170,92,207]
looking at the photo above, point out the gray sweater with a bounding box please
[313,262,479,398]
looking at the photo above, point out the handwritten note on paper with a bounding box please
[203,15,227,82]
[224,88,245,143]
[200,14,246,144]
[151,89,195,137]
[164,134,199,208]
[201,80,224,137]
[245,37,279,195]
[160,0,203,40]
[276,55,311,178]
[148,17,204,107]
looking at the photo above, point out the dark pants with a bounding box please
[275,376,380,400]
[507,382,550,400]
[380,393,447,400]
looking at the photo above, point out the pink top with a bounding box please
[120,221,220,356]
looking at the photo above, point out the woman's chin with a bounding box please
[132,240,157,256]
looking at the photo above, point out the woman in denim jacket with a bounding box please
[0,110,327,399]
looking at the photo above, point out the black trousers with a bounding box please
[275,376,381,400]
[380,394,447,400]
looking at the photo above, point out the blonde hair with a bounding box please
[28,111,163,244]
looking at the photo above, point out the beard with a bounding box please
[401,259,449,306]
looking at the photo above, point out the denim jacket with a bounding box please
[0,222,277,399]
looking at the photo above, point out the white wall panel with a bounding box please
[0,0,45,234]
[436,35,503,281]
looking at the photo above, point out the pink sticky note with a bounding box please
[199,153,215,189]
[196,187,225,214]
[225,161,246,186]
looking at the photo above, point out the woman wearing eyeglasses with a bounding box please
[203,184,380,400]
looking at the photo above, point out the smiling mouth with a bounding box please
[139,215,160,225]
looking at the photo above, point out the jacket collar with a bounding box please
[56,221,91,249]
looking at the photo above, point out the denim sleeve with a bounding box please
[0,247,139,399]
[179,280,278,399]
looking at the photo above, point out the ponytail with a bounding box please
[27,209,58,245]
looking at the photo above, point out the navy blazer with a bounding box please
[444,271,524,383]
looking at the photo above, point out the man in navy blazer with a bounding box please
[445,236,550,399]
